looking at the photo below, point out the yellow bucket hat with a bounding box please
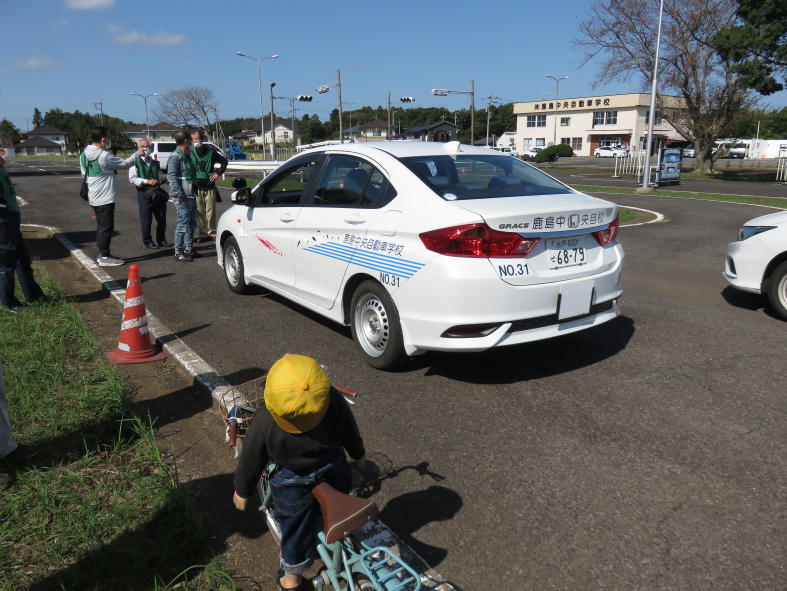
[264,354,331,434]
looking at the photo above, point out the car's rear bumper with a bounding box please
[395,246,624,354]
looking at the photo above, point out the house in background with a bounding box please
[397,121,459,142]
[15,136,63,156]
[495,131,517,149]
[26,125,68,150]
[0,135,14,159]
[250,118,300,147]
[229,130,258,146]
[344,119,391,142]
[124,121,180,144]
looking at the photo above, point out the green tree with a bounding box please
[43,108,133,153]
[0,120,22,145]
[712,0,787,95]
[32,108,43,128]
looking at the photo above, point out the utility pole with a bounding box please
[337,70,343,144]
[270,82,276,158]
[94,100,104,125]
[640,0,665,189]
[545,74,568,146]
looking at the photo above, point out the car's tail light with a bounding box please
[420,223,540,258]
[592,216,619,246]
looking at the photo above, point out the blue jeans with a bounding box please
[173,198,195,254]
[271,453,351,575]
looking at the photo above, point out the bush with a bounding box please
[533,144,571,163]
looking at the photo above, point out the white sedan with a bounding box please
[724,210,787,319]
[594,146,628,158]
[217,142,624,369]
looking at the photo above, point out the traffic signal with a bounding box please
[297,95,314,102]
[400,97,415,103]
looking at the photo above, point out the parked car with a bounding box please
[724,211,787,320]
[521,147,542,161]
[491,146,519,158]
[151,140,225,170]
[682,145,696,158]
[594,146,628,158]
[217,141,624,369]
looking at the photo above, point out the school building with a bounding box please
[512,93,688,156]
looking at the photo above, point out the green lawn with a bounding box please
[0,271,235,591]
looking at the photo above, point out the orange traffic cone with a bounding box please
[106,264,166,364]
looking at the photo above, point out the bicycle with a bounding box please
[225,379,421,591]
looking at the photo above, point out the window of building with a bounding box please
[645,110,663,125]
[593,111,618,126]
[605,110,618,125]
[560,137,570,145]
[526,115,546,128]
[535,138,545,147]
[560,117,570,127]
[283,131,289,139]
[571,137,583,151]
[373,128,382,137]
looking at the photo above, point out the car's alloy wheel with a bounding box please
[350,280,406,369]
[223,236,250,294]
[767,261,787,320]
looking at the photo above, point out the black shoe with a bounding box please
[158,239,171,248]
[185,250,200,258]
[175,253,193,262]
[143,241,158,249]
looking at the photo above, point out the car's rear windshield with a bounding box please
[156,143,176,152]
[399,154,573,200]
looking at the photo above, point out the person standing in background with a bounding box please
[189,129,227,243]
[128,139,169,249]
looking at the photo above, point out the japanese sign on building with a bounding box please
[534,97,611,111]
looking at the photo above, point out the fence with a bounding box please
[777,147,787,183]
[612,150,646,180]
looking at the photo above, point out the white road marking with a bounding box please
[619,205,666,228]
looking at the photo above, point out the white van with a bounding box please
[151,141,225,171]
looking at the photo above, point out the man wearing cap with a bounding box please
[233,354,366,591]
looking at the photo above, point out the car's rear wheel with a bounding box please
[767,261,787,320]
[350,280,406,370]
[223,236,250,294]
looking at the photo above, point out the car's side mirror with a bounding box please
[231,187,252,204]
[232,177,248,189]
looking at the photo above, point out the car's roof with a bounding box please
[304,141,506,159]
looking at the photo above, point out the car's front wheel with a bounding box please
[223,236,250,294]
[350,280,407,370]
[767,260,787,320]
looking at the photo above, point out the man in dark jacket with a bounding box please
[233,354,366,591]
[128,139,168,249]
[189,129,228,242]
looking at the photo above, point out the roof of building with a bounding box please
[28,125,67,136]
[251,118,299,133]
[125,121,181,133]
[358,119,389,130]
[404,121,459,135]
[16,136,62,148]
[230,130,257,138]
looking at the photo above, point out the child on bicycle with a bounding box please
[232,354,366,591]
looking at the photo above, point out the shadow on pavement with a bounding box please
[418,315,635,384]
[720,286,783,320]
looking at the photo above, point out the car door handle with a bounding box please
[344,214,366,224]
[279,213,295,223]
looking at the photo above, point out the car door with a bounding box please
[292,153,395,309]
[241,155,322,292]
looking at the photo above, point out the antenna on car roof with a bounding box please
[443,140,461,155]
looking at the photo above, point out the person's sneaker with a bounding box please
[158,239,171,248]
[143,241,158,249]
[97,256,125,267]
[175,253,193,262]
[185,250,200,259]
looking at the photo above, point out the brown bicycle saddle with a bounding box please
[312,482,380,543]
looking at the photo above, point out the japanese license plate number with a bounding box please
[547,237,586,268]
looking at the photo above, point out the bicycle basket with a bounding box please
[224,375,267,449]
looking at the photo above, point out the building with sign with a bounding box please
[512,93,687,156]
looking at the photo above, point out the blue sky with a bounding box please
[2,0,785,131]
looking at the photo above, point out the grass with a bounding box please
[0,272,235,591]
[570,184,787,210]
[618,209,637,224]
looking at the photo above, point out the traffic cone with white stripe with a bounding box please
[105,264,166,364]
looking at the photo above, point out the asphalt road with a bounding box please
[9,160,786,590]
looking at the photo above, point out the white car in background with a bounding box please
[594,146,628,158]
[522,147,542,161]
[218,142,624,369]
[724,210,787,319]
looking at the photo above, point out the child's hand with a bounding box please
[232,491,248,511]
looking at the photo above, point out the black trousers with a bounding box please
[0,210,44,307]
[136,190,167,244]
[92,203,115,257]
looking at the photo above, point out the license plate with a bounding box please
[547,237,587,269]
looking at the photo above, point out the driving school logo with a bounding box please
[568,214,580,229]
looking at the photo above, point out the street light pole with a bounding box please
[641,0,664,188]
[545,74,568,146]
[485,95,500,147]
[129,92,158,140]
[235,51,279,155]
[316,69,343,143]
[432,81,475,143]
[269,82,277,158]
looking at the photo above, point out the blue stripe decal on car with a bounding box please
[517,223,609,239]
[303,241,425,278]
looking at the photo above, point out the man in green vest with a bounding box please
[0,151,44,311]
[129,139,169,249]
[189,129,228,243]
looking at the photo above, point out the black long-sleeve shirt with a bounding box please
[233,387,365,498]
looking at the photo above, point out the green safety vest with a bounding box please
[136,158,160,180]
[176,148,197,183]
[0,167,19,212]
[80,152,102,177]
[189,147,213,180]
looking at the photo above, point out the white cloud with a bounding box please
[65,0,114,9]
[12,56,59,70]
[110,28,186,46]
